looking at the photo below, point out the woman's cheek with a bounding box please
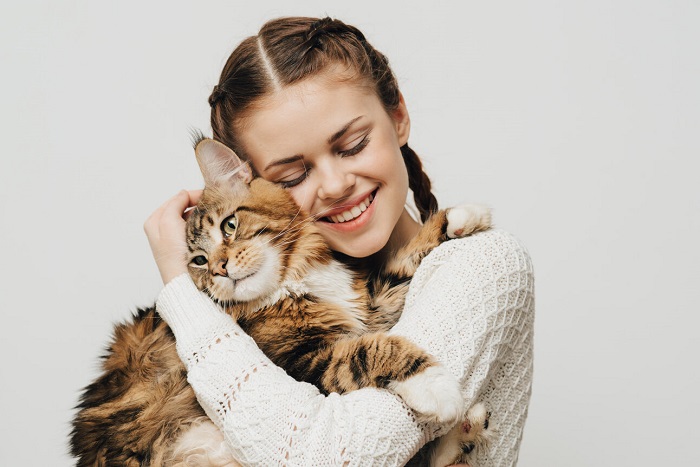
[290,184,315,213]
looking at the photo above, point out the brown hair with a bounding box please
[209,16,438,222]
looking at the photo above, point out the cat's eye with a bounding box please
[191,255,207,266]
[222,215,238,237]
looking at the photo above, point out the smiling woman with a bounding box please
[132,16,534,466]
[136,15,534,467]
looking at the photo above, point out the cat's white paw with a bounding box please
[446,204,491,239]
[430,402,495,467]
[389,365,464,425]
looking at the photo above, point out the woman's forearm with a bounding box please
[157,274,430,466]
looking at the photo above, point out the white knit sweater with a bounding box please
[156,229,535,466]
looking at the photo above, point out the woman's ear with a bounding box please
[391,92,411,146]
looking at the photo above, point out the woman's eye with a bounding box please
[339,135,370,157]
[221,215,238,236]
[279,169,309,188]
[191,255,207,266]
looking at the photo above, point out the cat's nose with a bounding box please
[212,259,228,276]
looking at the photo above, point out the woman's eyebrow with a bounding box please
[327,116,363,144]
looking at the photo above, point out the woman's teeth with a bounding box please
[327,193,374,223]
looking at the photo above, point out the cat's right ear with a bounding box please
[194,138,253,186]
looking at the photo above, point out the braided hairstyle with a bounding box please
[209,16,438,222]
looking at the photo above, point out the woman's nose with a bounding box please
[316,159,355,200]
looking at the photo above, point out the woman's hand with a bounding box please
[144,189,202,284]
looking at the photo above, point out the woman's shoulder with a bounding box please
[410,229,534,294]
[400,228,535,345]
[425,228,531,267]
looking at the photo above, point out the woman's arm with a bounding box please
[390,229,535,467]
[157,275,430,465]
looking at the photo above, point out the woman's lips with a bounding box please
[316,189,378,231]
[324,192,374,223]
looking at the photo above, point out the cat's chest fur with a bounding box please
[236,259,371,372]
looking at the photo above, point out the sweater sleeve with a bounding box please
[156,228,534,467]
[390,229,535,467]
[157,277,430,466]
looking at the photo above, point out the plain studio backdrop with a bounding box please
[1,1,698,465]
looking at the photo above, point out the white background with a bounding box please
[1,1,698,465]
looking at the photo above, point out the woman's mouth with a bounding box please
[325,193,374,223]
[321,190,376,224]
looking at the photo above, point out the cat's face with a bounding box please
[185,178,305,304]
[185,137,317,305]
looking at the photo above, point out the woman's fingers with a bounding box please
[183,189,203,220]
[144,189,202,285]
[145,191,183,233]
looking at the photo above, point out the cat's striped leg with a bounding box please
[312,333,464,424]
[381,204,491,280]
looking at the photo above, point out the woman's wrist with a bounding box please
[157,257,189,285]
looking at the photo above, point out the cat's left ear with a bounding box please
[194,138,253,186]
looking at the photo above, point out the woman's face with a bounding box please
[236,73,412,257]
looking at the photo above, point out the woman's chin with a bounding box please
[325,233,389,259]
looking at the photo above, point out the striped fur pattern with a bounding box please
[70,138,492,466]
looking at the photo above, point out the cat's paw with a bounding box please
[389,365,464,425]
[430,403,495,467]
[446,204,492,239]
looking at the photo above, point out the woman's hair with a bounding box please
[209,16,438,222]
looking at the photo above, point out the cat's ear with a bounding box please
[194,138,253,186]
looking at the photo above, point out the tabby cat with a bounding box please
[70,137,493,466]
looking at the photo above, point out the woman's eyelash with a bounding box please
[339,135,370,157]
[280,170,309,188]
[278,136,369,189]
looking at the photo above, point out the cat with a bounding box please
[70,136,493,466]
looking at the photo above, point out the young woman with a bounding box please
[145,17,534,466]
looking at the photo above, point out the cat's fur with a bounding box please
[70,137,493,466]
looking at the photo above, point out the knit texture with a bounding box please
[156,229,534,466]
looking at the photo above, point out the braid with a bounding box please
[401,144,438,223]
[300,17,369,60]
[208,85,225,108]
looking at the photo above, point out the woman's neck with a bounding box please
[367,208,421,267]
[332,208,421,270]
[387,208,422,253]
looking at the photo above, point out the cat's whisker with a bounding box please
[254,222,313,250]
[252,222,274,241]
[250,194,353,251]
[258,211,316,246]
[256,161,312,246]
[254,187,351,248]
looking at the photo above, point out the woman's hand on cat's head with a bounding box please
[144,189,202,285]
